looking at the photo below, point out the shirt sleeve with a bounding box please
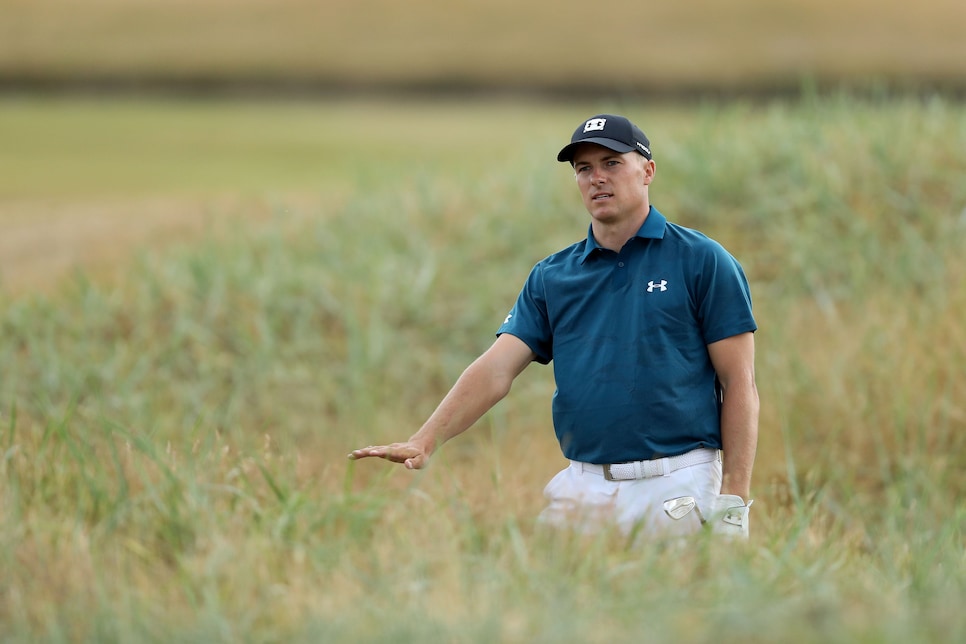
[693,242,758,344]
[496,262,554,364]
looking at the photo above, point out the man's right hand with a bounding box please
[347,442,430,470]
[347,337,534,472]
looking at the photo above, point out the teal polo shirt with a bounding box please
[497,206,757,464]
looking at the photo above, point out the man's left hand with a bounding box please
[710,494,754,539]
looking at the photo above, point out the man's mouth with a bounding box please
[592,192,613,201]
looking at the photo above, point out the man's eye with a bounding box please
[607,160,620,166]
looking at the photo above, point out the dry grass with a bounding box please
[1,95,964,641]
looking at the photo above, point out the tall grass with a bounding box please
[1,95,965,642]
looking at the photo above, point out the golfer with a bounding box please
[350,114,759,539]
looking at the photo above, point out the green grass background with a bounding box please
[1,93,965,642]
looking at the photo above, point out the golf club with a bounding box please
[663,496,706,523]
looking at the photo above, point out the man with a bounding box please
[349,114,759,539]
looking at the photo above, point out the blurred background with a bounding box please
[2,0,965,291]
[3,0,965,97]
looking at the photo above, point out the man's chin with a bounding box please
[589,209,619,224]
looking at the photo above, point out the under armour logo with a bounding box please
[584,118,607,132]
[646,280,668,292]
[503,313,513,324]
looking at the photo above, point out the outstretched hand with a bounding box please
[347,442,430,470]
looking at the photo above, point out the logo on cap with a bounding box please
[583,118,607,133]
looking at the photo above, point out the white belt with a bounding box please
[573,448,721,481]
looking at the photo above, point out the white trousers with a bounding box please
[537,451,722,538]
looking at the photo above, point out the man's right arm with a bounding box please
[348,333,536,469]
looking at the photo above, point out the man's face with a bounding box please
[572,144,654,224]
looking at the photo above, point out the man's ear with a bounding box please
[642,159,656,185]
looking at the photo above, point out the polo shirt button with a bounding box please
[618,262,624,267]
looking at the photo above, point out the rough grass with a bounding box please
[1,94,965,642]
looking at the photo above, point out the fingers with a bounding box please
[347,445,396,461]
[347,443,428,468]
[347,445,383,460]
[404,453,427,470]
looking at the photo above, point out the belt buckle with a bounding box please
[602,464,615,481]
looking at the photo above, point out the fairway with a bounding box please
[0,97,600,291]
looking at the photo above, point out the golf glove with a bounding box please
[710,494,753,539]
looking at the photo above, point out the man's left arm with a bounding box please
[707,331,759,500]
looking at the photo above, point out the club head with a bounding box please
[663,496,697,521]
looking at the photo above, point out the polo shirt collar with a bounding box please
[579,206,668,263]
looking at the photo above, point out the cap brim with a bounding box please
[557,138,637,162]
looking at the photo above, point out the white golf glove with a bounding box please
[710,494,753,539]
